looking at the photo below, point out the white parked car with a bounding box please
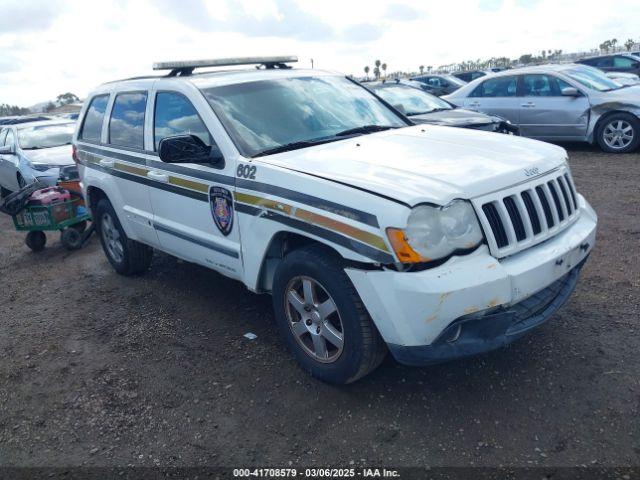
[75,57,597,384]
[0,120,75,196]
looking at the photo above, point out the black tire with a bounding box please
[272,244,387,384]
[596,113,640,153]
[60,228,83,251]
[17,174,26,189]
[25,231,46,252]
[95,198,153,275]
[0,186,11,199]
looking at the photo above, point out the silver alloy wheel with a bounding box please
[101,212,124,264]
[284,275,344,363]
[603,119,634,150]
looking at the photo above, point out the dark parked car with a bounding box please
[453,70,490,83]
[577,53,640,76]
[366,82,517,134]
[409,74,467,96]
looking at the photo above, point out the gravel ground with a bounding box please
[0,144,638,469]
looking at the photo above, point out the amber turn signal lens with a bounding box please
[386,227,428,263]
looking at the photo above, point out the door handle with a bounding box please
[99,158,115,168]
[521,102,535,108]
[147,171,169,183]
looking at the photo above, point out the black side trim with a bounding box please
[78,144,147,166]
[236,203,393,264]
[146,158,234,185]
[153,222,239,258]
[80,143,381,228]
[236,178,379,228]
[82,160,208,202]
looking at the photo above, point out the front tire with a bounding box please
[272,244,387,384]
[95,198,153,275]
[596,113,640,153]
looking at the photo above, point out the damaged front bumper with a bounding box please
[387,258,585,365]
[346,194,597,366]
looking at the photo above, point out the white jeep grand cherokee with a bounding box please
[75,57,597,384]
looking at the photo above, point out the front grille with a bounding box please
[474,170,580,258]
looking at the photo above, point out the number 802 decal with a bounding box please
[236,163,257,180]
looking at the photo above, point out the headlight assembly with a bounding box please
[386,200,483,263]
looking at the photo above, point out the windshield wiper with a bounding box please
[253,137,342,157]
[334,125,400,137]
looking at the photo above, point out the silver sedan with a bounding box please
[444,64,640,153]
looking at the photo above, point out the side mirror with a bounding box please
[0,145,15,155]
[158,134,224,167]
[393,103,406,114]
[561,87,580,97]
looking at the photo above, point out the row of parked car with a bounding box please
[365,52,640,153]
[1,53,639,200]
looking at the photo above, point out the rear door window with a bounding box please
[108,92,147,149]
[471,76,518,97]
[80,94,110,142]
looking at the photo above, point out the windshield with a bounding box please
[201,76,406,157]
[18,123,74,150]
[564,66,621,92]
[373,85,452,115]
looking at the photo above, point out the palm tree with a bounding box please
[364,66,370,79]
[419,65,424,74]
[381,63,387,79]
[374,59,381,79]
[625,38,635,51]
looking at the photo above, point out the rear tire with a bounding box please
[596,113,640,153]
[95,198,153,275]
[272,244,387,384]
[25,231,46,252]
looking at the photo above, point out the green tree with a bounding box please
[519,54,533,64]
[625,38,635,51]
[419,65,424,74]
[55,92,80,105]
[364,65,370,79]
[381,63,387,79]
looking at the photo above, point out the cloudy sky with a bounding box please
[1,0,638,106]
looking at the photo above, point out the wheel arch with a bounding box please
[254,231,345,294]
[590,109,640,144]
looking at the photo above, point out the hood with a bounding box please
[22,145,74,166]
[409,108,498,127]
[258,125,567,206]
[592,85,640,106]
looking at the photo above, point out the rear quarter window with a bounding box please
[80,94,110,142]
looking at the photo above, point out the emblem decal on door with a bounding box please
[210,186,234,236]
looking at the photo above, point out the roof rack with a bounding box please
[153,56,298,77]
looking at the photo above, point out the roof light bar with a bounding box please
[152,56,298,72]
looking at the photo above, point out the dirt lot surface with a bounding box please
[0,144,638,470]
